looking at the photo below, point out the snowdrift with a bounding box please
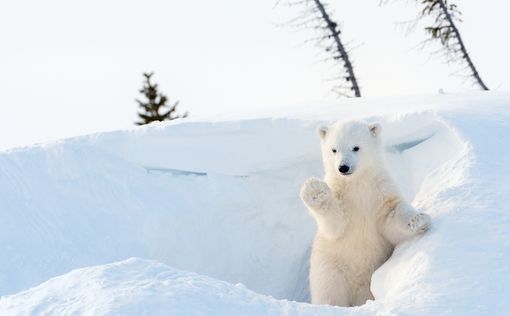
[1,92,510,315]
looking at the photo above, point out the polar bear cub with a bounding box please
[300,120,431,307]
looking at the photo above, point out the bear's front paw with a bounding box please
[300,178,332,210]
[407,213,431,233]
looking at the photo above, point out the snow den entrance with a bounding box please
[144,112,468,304]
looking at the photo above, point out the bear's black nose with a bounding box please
[339,165,350,174]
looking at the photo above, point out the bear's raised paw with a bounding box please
[300,178,332,210]
[407,213,431,233]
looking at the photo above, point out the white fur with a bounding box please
[301,121,431,307]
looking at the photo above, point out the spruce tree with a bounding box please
[420,0,488,90]
[135,72,188,125]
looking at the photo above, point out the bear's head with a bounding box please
[317,121,382,178]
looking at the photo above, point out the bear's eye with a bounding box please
[332,148,337,153]
[352,146,360,152]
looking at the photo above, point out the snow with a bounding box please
[0,258,345,316]
[1,92,510,315]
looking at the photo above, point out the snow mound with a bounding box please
[0,258,344,316]
[1,92,510,315]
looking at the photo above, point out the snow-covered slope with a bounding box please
[0,258,345,316]
[1,92,510,315]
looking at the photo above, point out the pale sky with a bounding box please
[0,0,507,150]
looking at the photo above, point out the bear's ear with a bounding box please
[316,126,328,140]
[369,123,381,137]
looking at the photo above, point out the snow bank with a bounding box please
[0,258,344,316]
[1,92,510,315]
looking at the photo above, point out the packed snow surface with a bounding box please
[1,92,510,315]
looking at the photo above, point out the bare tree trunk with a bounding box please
[437,0,488,90]
[312,0,361,97]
